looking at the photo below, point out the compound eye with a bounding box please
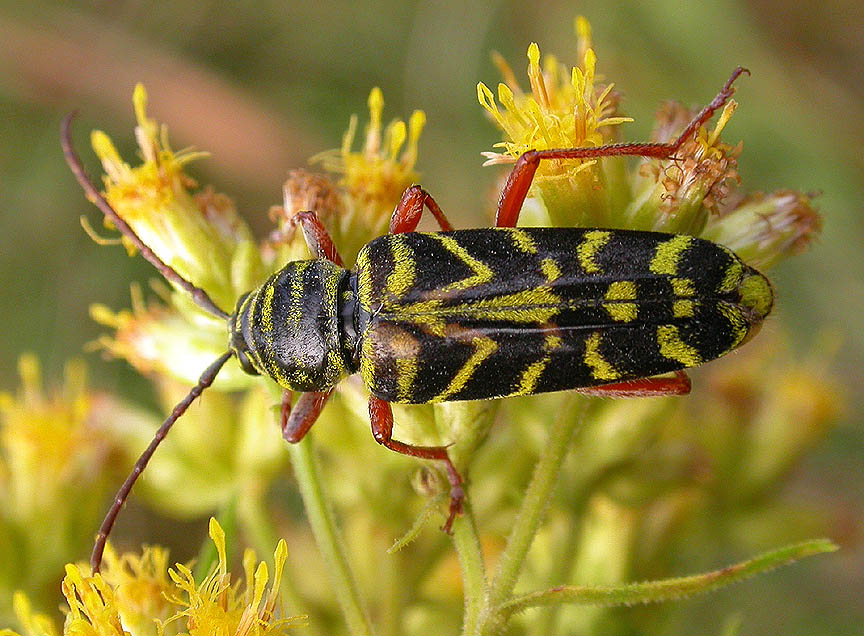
[235,348,260,376]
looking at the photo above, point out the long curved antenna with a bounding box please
[91,351,233,573]
[61,112,230,321]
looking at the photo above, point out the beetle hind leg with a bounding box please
[575,370,691,398]
[369,395,464,532]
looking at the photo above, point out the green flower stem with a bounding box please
[497,539,837,619]
[237,483,317,635]
[289,436,376,636]
[453,499,487,636]
[526,503,586,636]
[435,401,498,636]
[479,396,595,635]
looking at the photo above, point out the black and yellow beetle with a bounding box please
[63,67,770,572]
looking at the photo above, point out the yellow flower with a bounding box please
[0,355,121,620]
[629,100,742,234]
[1,593,59,636]
[3,521,301,636]
[478,40,630,167]
[162,519,302,636]
[312,88,426,261]
[99,546,175,636]
[702,189,823,269]
[266,170,345,264]
[91,84,261,314]
[88,286,250,391]
[477,17,632,227]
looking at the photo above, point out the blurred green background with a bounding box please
[0,1,861,633]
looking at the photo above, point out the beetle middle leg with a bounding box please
[494,67,749,228]
[369,395,465,533]
[290,210,345,266]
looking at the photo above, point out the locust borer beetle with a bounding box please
[62,66,771,572]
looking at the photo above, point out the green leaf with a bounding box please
[498,539,837,619]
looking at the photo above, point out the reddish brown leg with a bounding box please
[495,67,749,228]
[389,185,455,234]
[282,390,333,443]
[575,371,691,398]
[290,210,344,266]
[369,395,465,532]
[91,351,233,573]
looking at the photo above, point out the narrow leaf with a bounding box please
[500,539,837,618]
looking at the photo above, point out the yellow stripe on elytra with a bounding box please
[545,334,562,350]
[577,230,611,274]
[389,299,447,336]
[360,334,377,389]
[433,336,498,401]
[396,288,562,330]
[584,332,621,380]
[603,280,638,322]
[433,234,494,291]
[718,257,744,293]
[509,229,537,254]
[650,235,693,275]
[672,277,695,297]
[716,302,748,351]
[396,356,419,402]
[386,235,415,299]
[516,332,563,395]
[673,300,696,318]
[657,325,702,366]
[517,358,548,395]
[541,258,562,283]
[356,246,374,308]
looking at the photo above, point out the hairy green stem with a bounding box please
[290,436,376,636]
[453,499,487,636]
[478,396,594,635]
[434,401,498,636]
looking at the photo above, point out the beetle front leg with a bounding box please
[290,210,345,266]
[389,185,455,234]
[575,371,691,398]
[282,390,333,443]
[368,395,465,532]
